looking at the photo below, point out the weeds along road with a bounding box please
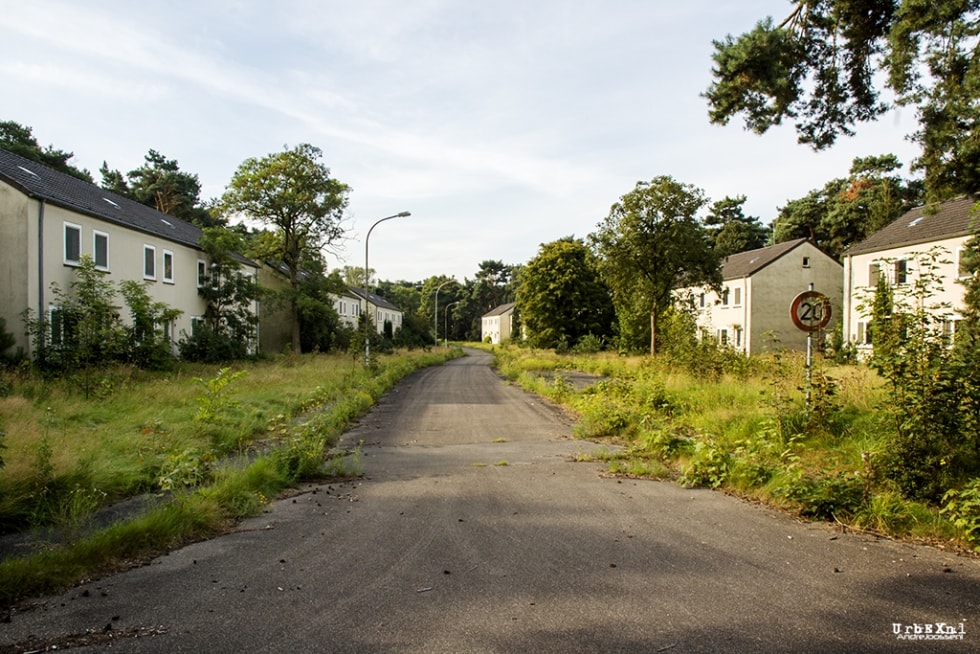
[3,349,979,653]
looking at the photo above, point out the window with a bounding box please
[721,287,730,306]
[143,245,156,280]
[718,328,728,346]
[733,288,742,307]
[893,259,908,285]
[857,321,873,345]
[735,327,743,348]
[64,222,81,265]
[93,231,109,270]
[197,260,207,288]
[162,250,174,283]
[868,262,881,286]
[161,319,173,343]
[699,293,706,308]
[191,316,205,336]
[49,305,71,345]
[802,256,811,268]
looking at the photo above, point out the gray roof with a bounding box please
[845,196,979,257]
[0,147,226,257]
[482,302,515,318]
[349,287,401,312]
[720,238,812,280]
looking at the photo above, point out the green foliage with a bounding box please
[0,316,15,358]
[0,119,92,181]
[590,176,721,354]
[942,480,980,548]
[220,143,350,353]
[179,228,259,363]
[705,2,980,200]
[193,367,247,424]
[516,237,615,350]
[158,448,215,490]
[777,471,866,521]
[680,439,731,488]
[119,280,182,369]
[704,195,768,256]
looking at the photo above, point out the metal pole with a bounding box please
[364,211,410,366]
[805,283,813,408]
[434,279,454,347]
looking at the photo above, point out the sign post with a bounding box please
[790,285,831,407]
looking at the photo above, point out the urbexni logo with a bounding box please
[892,622,966,641]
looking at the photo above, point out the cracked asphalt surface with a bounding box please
[2,348,979,653]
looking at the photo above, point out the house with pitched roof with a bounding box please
[676,238,842,355]
[348,287,403,336]
[481,302,516,344]
[842,196,979,353]
[0,147,259,357]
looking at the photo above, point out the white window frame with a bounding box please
[64,222,82,266]
[868,262,880,287]
[893,259,908,286]
[162,249,175,284]
[93,230,109,270]
[733,287,742,307]
[143,245,157,280]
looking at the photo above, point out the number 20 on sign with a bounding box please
[790,290,831,332]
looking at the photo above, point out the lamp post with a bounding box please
[433,279,455,347]
[444,300,461,347]
[364,211,410,366]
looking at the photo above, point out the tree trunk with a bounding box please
[290,297,302,353]
[649,308,657,356]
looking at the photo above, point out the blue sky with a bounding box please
[1,1,920,283]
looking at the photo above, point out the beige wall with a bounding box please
[0,180,256,357]
[843,237,969,353]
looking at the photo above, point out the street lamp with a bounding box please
[433,279,456,347]
[364,211,410,366]
[444,300,461,347]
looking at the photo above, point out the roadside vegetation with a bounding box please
[488,339,980,555]
[0,349,460,607]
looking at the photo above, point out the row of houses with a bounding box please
[0,147,402,358]
[478,197,977,354]
[678,195,978,356]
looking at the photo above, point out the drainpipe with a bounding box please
[35,198,45,360]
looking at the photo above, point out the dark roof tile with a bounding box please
[845,196,979,256]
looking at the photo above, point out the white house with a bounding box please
[0,147,258,357]
[348,287,403,335]
[842,196,978,353]
[677,239,843,355]
[333,287,364,330]
[481,302,516,344]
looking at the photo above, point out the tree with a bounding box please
[0,120,92,181]
[590,176,721,354]
[704,195,769,257]
[774,155,921,257]
[704,2,980,200]
[179,228,260,362]
[100,149,221,228]
[220,144,350,353]
[516,237,614,350]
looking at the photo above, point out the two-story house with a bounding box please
[481,302,516,344]
[0,147,258,357]
[677,238,843,355]
[842,196,978,353]
[348,287,403,336]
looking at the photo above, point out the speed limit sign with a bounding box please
[790,290,831,332]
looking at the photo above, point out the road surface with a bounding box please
[2,349,978,653]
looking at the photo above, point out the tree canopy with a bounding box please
[590,176,721,354]
[704,195,769,257]
[774,154,922,257]
[0,120,92,182]
[220,144,350,353]
[516,238,614,350]
[100,149,221,228]
[704,1,980,200]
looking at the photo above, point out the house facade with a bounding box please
[677,239,842,355]
[348,287,403,335]
[842,196,978,354]
[0,148,258,357]
[481,302,515,344]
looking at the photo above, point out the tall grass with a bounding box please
[0,348,458,606]
[492,344,972,550]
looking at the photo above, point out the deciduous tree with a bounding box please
[220,144,350,353]
[590,177,721,354]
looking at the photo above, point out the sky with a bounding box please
[1,1,922,284]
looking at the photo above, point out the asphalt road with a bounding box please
[2,349,979,653]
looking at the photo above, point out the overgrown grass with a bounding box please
[491,344,974,551]
[0,348,460,607]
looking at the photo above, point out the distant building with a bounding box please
[482,302,516,344]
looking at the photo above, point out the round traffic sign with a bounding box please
[790,290,831,332]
